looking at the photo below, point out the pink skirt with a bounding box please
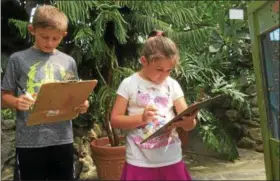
[120,160,192,180]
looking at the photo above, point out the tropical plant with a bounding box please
[175,51,247,160]
[171,0,252,160]
[1,109,16,120]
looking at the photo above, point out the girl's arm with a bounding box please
[173,97,197,131]
[111,95,157,129]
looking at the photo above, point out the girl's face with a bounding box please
[140,56,175,84]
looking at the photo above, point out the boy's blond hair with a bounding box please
[142,35,179,66]
[32,5,68,32]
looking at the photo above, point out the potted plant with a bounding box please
[89,54,132,180]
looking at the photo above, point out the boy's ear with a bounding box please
[140,56,148,66]
[63,31,68,37]
[28,24,35,35]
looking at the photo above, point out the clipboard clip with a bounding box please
[62,79,83,83]
[63,80,79,83]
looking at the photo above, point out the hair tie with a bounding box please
[148,30,166,38]
[155,31,164,36]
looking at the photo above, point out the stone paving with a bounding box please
[181,129,267,180]
[183,148,266,180]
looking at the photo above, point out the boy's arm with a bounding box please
[1,90,34,111]
[2,90,18,109]
[111,95,157,129]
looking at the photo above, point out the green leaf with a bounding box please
[128,13,172,35]
[8,19,28,39]
[236,32,250,40]
[54,0,98,24]
[74,26,95,41]
[209,43,222,53]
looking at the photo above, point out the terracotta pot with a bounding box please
[90,137,125,180]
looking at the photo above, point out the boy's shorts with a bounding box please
[15,143,74,180]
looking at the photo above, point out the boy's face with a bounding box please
[28,25,67,53]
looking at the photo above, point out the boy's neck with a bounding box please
[32,45,57,54]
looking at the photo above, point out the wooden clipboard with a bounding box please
[140,94,225,144]
[27,80,98,126]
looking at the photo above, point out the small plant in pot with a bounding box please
[89,50,135,180]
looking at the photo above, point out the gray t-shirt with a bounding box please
[2,47,78,148]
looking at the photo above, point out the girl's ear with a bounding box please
[28,24,35,35]
[140,56,148,67]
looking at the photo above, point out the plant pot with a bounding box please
[90,136,125,180]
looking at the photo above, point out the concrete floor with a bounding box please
[184,148,265,180]
[182,130,266,180]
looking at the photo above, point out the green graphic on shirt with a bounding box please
[27,62,66,94]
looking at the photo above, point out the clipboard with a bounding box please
[140,94,225,144]
[27,80,98,126]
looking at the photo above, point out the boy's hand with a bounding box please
[166,109,198,131]
[74,100,89,114]
[142,105,158,123]
[16,94,35,111]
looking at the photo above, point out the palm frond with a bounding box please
[93,6,128,44]
[128,13,172,35]
[119,1,202,32]
[73,26,95,41]
[8,19,28,39]
[168,27,214,50]
[198,109,239,161]
[118,0,162,15]
[178,58,206,84]
[90,35,111,63]
[211,75,247,103]
[119,0,201,26]
[177,53,223,84]
[156,3,202,26]
[54,0,98,24]
[110,10,128,44]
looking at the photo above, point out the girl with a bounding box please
[111,30,198,180]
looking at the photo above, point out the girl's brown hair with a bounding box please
[142,30,179,65]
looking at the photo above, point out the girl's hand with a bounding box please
[74,100,89,114]
[166,109,198,131]
[16,94,35,111]
[142,105,158,123]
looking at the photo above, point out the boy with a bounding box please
[1,5,89,180]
